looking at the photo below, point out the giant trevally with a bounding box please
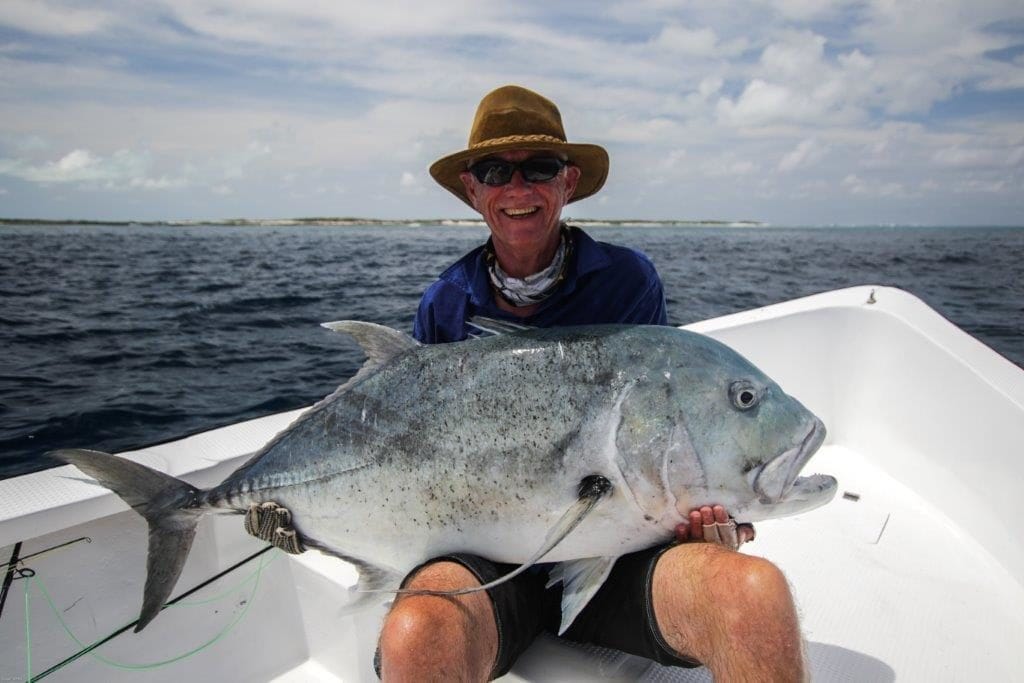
[55,320,837,634]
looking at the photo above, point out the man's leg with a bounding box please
[377,561,497,682]
[652,543,807,682]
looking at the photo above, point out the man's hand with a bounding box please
[675,504,755,550]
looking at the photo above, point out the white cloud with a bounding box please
[0,148,190,190]
[932,145,1024,169]
[659,148,687,170]
[698,77,724,99]
[604,117,680,143]
[651,24,717,55]
[779,138,827,172]
[717,79,826,126]
[0,0,1021,223]
[841,173,907,198]
[650,24,748,57]
[761,0,857,20]
[704,157,759,177]
[760,31,827,77]
[399,171,425,195]
[130,176,187,189]
[0,1,111,36]
[715,31,887,128]
[0,149,131,183]
[954,178,1008,194]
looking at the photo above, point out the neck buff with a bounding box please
[486,225,573,308]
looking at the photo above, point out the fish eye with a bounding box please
[730,381,760,410]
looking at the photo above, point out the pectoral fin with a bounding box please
[382,475,613,599]
[302,538,402,613]
[546,556,618,635]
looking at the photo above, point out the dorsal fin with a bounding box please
[467,316,535,336]
[321,321,419,373]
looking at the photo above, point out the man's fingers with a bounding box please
[689,510,704,539]
[677,507,756,549]
[700,506,715,526]
[712,505,729,525]
[701,506,724,544]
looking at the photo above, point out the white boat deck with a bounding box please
[2,285,1022,681]
[505,442,1024,682]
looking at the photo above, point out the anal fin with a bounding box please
[546,556,618,635]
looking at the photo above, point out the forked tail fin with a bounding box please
[53,448,205,631]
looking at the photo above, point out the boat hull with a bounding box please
[2,285,1022,681]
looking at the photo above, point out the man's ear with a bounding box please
[563,165,581,201]
[459,172,480,210]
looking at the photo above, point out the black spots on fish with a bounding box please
[526,328,607,346]
[548,426,582,464]
[644,514,656,523]
[587,369,616,387]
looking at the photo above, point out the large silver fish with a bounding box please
[55,320,837,634]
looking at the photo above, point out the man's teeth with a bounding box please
[503,207,539,217]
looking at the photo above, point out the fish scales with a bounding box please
[221,327,654,572]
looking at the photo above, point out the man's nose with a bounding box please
[505,169,531,190]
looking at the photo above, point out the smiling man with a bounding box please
[378,85,805,682]
[412,85,667,342]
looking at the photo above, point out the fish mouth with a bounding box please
[753,419,829,504]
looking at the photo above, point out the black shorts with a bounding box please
[377,545,701,678]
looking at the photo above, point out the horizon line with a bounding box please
[0,216,766,226]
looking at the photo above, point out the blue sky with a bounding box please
[0,0,1022,225]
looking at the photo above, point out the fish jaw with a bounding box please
[752,418,835,513]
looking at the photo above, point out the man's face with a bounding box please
[459,149,581,257]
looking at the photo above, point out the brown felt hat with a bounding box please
[429,85,609,208]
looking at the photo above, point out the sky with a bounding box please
[0,0,1022,225]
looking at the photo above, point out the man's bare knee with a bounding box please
[653,545,804,676]
[705,551,794,612]
[380,597,472,662]
[378,561,498,681]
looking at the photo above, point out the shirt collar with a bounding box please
[438,225,612,307]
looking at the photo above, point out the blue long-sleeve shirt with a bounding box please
[413,226,668,343]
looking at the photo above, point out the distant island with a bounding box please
[0,217,765,228]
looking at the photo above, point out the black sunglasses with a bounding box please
[467,156,567,186]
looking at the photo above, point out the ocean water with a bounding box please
[2,223,1022,479]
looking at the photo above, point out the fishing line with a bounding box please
[0,541,23,619]
[24,545,276,681]
[3,537,92,570]
[24,574,32,683]
[2,538,90,622]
